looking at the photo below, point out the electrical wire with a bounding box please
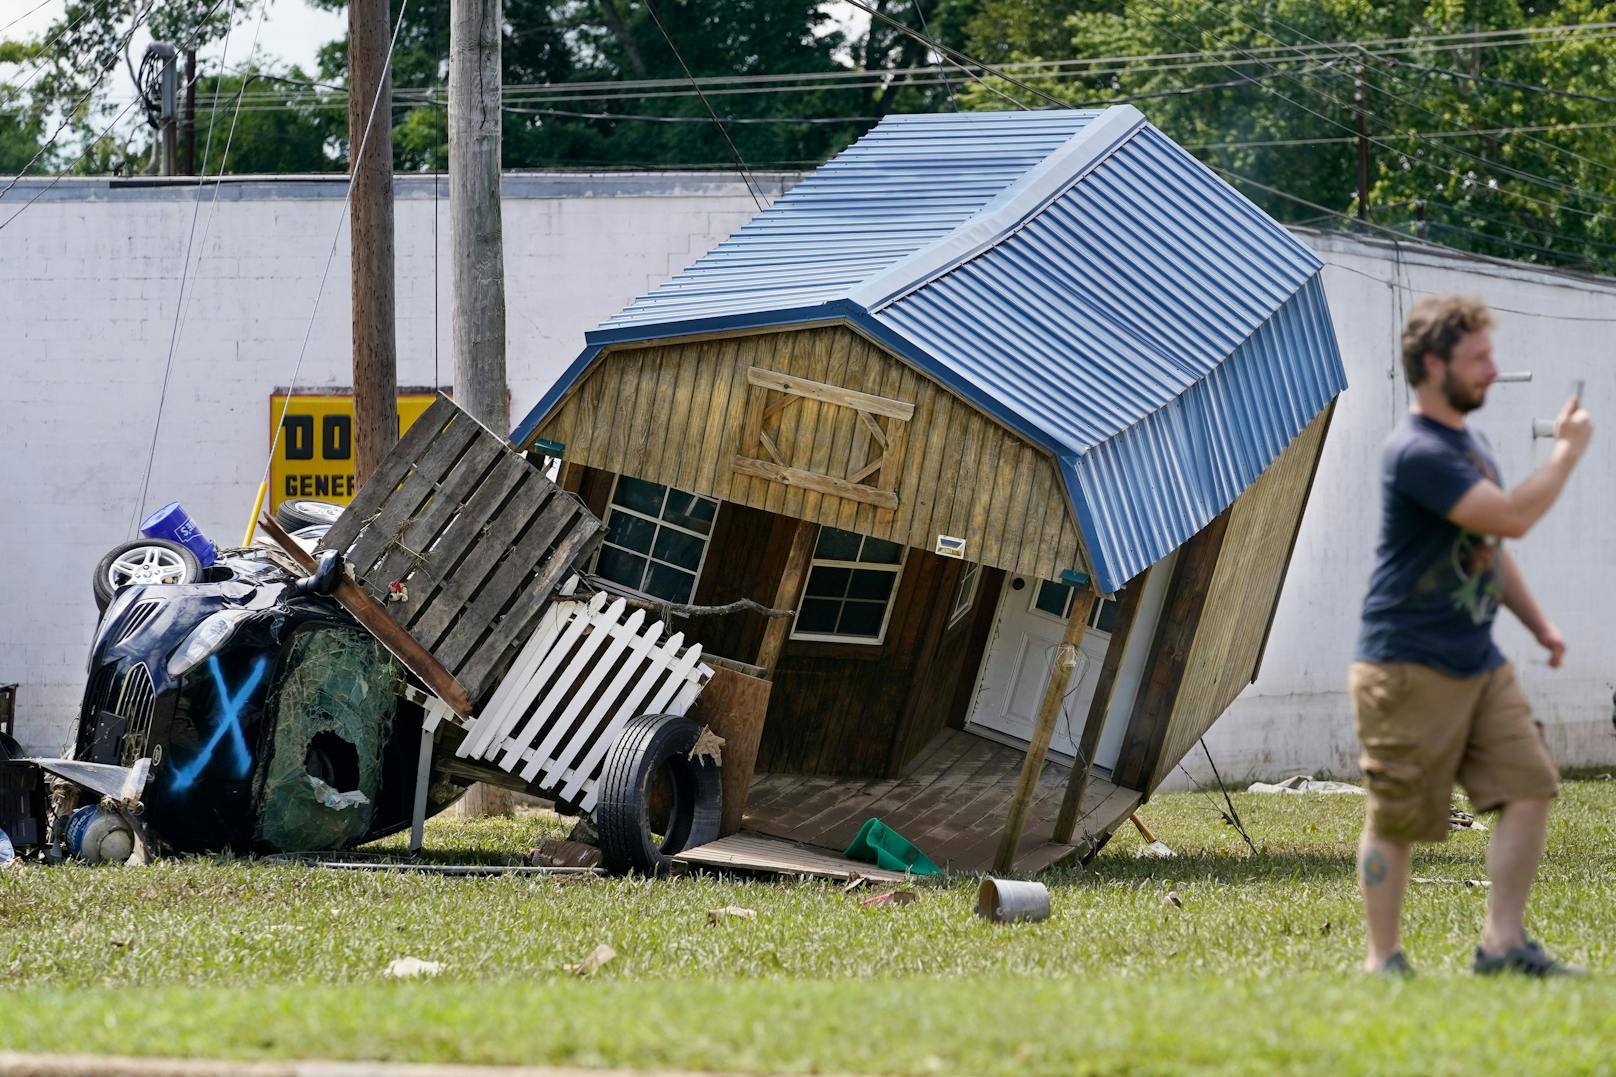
[0,0,57,39]
[640,0,763,212]
[0,0,157,203]
[131,0,266,537]
[906,0,957,111]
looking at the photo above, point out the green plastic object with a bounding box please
[844,817,941,876]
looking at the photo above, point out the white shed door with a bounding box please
[966,576,1114,761]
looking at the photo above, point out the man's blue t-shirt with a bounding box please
[1356,414,1505,676]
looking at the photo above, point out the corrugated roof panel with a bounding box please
[1071,275,1344,589]
[599,110,1099,331]
[518,107,1348,593]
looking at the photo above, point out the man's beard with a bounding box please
[1441,366,1486,413]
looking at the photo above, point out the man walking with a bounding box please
[1353,294,1592,976]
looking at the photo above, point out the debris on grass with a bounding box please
[1412,876,1490,888]
[840,873,868,893]
[1134,840,1176,859]
[976,878,1049,923]
[532,839,603,869]
[1449,810,1488,832]
[569,943,617,977]
[1161,890,1183,909]
[859,889,916,908]
[1246,775,1364,795]
[384,957,444,979]
[707,905,757,923]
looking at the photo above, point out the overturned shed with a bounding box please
[514,106,1346,871]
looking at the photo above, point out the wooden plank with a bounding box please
[258,513,471,716]
[746,365,915,421]
[691,338,740,499]
[732,456,899,510]
[799,328,853,523]
[706,337,750,498]
[363,435,505,603]
[1053,565,1151,843]
[488,592,610,773]
[396,452,534,648]
[674,832,913,883]
[602,348,643,475]
[1111,509,1231,791]
[755,518,817,674]
[570,639,706,802]
[345,417,480,578]
[993,588,1096,874]
[900,388,952,553]
[837,340,887,532]
[522,600,641,781]
[995,444,1037,576]
[322,394,458,551]
[429,484,571,674]
[738,381,767,461]
[1251,402,1335,683]
[460,600,574,760]
[659,340,705,492]
[464,515,607,695]
[780,329,836,521]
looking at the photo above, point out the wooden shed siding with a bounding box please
[1145,407,1334,790]
[536,325,1086,580]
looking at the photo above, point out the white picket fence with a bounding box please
[446,580,713,812]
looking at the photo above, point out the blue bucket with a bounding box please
[140,501,217,567]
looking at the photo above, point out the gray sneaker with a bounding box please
[1372,951,1415,977]
[1473,938,1586,978]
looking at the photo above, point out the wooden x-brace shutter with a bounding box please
[733,366,914,510]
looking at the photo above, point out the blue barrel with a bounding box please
[140,501,217,567]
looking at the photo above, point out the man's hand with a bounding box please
[1535,621,1567,669]
[1554,393,1594,458]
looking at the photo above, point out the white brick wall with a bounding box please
[0,172,782,751]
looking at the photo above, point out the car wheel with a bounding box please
[93,539,202,611]
[594,713,722,876]
[274,499,345,530]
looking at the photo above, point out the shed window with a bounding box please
[1030,579,1119,633]
[594,477,718,604]
[947,561,981,629]
[790,527,906,644]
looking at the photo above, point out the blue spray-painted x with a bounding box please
[169,655,266,793]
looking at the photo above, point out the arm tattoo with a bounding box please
[1361,848,1389,886]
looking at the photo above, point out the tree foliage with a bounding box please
[961,0,1616,272]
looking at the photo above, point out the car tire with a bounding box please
[93,539,202,612]
[594,713,722,876]
[274,499,345,530]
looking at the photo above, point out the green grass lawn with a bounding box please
[4,781,1616,1074]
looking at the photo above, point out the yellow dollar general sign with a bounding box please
[268,391,440,512]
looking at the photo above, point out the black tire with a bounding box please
[93,539,202,612]
[275,499,345,530]
[595,713,722,876]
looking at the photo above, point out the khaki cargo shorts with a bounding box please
[1349,660,1558,843]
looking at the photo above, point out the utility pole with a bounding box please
[181,49,196,176]
[348,0,399,486]
[449,0,511,820]
[1354,57,1370,227]
[450,0,508,429]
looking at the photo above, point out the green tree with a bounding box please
[962,0,1616,272]
[0,39,51,173]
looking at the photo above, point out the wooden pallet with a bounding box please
[319,395,604,707]
[453,585,713,811]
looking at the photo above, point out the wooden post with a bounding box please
[993,587,1095,874]
[450,0,508,430]
[1053,568,1150,844]
[349,0,399,486]
[180,49,196,176]
[755,519,817,676]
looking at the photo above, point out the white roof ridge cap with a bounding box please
[846,104,1147,313]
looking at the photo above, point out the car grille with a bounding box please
[114,664,157,767]
[116,599,164,645]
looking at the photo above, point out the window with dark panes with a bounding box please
[594,477,718,604]
[790,527,906,644]
[1030,578,1119,632]
[948,561,981,629]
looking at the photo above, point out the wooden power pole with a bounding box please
[1354,58,1371,226]
[349,0,399,486]
[448,0,512,819]
[450,0,508,429]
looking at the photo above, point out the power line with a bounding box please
[640,0,763,213]
[0,0,57,39]
[7,0,130,97]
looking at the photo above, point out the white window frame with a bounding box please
[789,529,907,646]
[593,475,720,605]
[947,561,982,629]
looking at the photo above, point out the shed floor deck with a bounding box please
[741,729,1142,874]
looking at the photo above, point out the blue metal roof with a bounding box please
[516,106,1347,593]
